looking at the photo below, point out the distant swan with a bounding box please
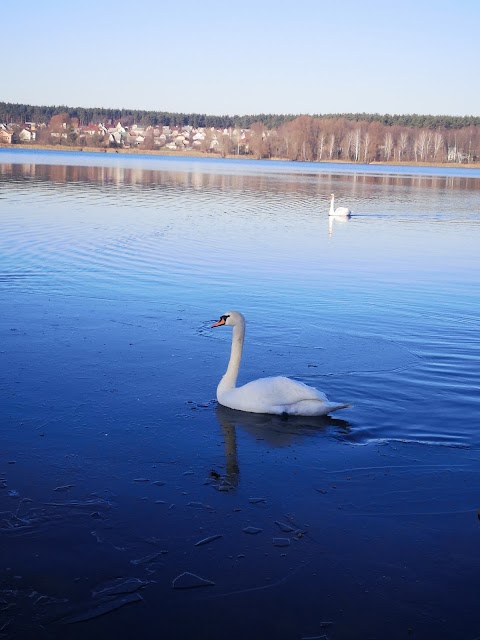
[211,311,350,416]
[329,193,352,217]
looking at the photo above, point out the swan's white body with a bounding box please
[211,311,349,417]
[329,193,351,217]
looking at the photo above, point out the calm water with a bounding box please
[1,149,480,639]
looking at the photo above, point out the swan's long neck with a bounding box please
[218,320,245,394]
[329,195,335,214]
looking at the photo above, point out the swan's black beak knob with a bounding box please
[211,315,227,328]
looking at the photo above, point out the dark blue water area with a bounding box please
[2,293,480,640]
[1,152,480,639]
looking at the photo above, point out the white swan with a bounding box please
[329,193,352,217]
[211,311,350,416]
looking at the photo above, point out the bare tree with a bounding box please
[328,133,336,160]
[432,132,444,161]
[317,132,326,161]
[249,122,268,159]
[384,132,394,161]
[343,129,355,161]
[397,131,409,161]
[415,130,433,161]
[141,129,155,151]
[362,132,371,163]
[49,112,69,132]
[352,128,361,162]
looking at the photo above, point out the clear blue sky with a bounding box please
[3,0,479,116]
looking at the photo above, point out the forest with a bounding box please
[1,102,479,164]
[2,101,480,131]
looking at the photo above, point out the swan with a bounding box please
[329,193,352,217]
[211,311,350,416]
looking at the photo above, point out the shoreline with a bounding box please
[0,143,478,170]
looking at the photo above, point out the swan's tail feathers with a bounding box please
[326,402,351,414]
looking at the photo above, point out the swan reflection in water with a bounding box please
[214,404,351,488]
[328,214,350,239]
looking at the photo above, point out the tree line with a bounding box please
[2,102,479,164]
[249,116,479,164]
[1,101,479,131]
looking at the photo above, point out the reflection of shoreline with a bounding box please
[1,160,478,196]
[215,404,351,488]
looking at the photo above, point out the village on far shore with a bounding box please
[0,119,252,155]
[1,111,479,165]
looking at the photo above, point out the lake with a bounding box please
[1,149,479,639]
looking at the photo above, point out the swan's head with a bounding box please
[211,310,245,328]
[330,193,335,198]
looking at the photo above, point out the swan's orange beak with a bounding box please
[211,317,226,328]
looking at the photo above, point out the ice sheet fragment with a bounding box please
[274,521,295,532]
[243,527,262,535]
[188,501,213,510]
[172,572,215,589]
[195,534,223,546]
[53,485,74,492]
[273,537,290,547]
[130,551,168,565]
[60,593,143,624]
[92,577,151,598]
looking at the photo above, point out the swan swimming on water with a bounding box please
[329,193,352,217]
[211,311,350,416]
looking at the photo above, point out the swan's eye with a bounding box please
[221,315,230,321]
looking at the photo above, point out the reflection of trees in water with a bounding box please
[215,404,351,489]
[1,162,479,198]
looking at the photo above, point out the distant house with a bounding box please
[126,133,138,146]
[98,121,125,146]
[154,133,167,146]
[129,125,146,136]
[19,129,36,142]
[109,131,123,146]
[108,122,126,135]
[0,128,14,144]
[83,125,99,136]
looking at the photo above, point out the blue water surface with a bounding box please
[1,149,479,640]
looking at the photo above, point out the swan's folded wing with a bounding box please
[220,376,329,414]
